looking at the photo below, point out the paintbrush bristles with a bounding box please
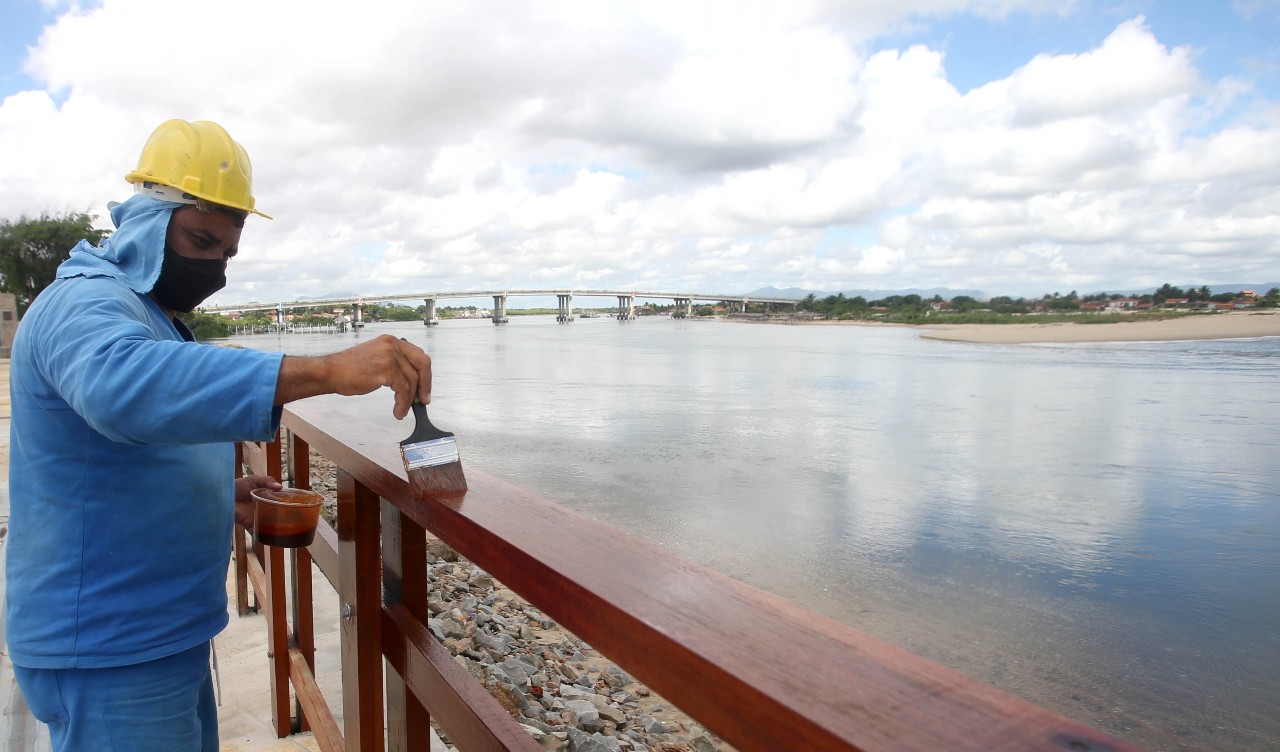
[407,457,468,497]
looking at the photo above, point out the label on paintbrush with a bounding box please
[403,437,461,470]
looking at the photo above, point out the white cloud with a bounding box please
[0,2,1277,303]
[1001,17,1203,125]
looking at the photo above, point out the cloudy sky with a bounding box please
[2,0,1278,304]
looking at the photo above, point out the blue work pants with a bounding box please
[13,642,218,752]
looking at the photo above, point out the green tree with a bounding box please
[178,311,234,340]
[1153,283,1185,304]
[1,212,109,316]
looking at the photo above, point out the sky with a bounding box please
[1,0,1278,304]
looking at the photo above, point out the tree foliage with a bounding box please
[178,310,236,340]
[0,213,109,316]
[794,282,1269,323]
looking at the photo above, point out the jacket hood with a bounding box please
[56,194,181,294]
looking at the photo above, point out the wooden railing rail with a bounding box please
[234,398,1144,752]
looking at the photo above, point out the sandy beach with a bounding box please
[913,311,1280,344]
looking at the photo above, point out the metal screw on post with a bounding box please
[340,603,354,622]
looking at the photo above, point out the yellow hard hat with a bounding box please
[125,119,270,219]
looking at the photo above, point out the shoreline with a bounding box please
[749,311,1280,344]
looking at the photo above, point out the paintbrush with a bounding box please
[400,400,468,496]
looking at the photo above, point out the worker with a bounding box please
[5,119,431,751]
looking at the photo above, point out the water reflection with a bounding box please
[223,318,1280,751]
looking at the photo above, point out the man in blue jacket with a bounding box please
[5,119,433,751]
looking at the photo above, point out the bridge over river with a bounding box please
[202,289,800,325]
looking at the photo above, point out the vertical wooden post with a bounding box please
[338,469,384,752]
[265,542,291,737]
[382,500,431,752]
[288,431,315,733]
[267,430,283,482]
[233,443,250,616]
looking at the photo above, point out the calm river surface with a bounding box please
[223,316,1280,752]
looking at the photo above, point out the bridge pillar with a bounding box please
[616,294,635,321]
[276,303,285,330]
[492,295,509,325]
[423,298,439,326]
[741,298,748,313]
[672,297,693,318]
[354,299,365,328]
[557,294,574,323]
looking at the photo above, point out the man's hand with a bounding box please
[234,474,283,530]
[274,334,433,419]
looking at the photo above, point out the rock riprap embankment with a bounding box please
[306,451,727,752]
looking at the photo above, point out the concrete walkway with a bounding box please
[0,359,444,750]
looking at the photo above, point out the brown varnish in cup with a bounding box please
[252,487,323,548]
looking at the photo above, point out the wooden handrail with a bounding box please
[236,398,1146,752]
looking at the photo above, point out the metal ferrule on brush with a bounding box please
[402,437,461,470]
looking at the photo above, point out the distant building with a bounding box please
[0,292,15,358]
[1106,298,1141,311]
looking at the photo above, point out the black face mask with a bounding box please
[150,243,228,313]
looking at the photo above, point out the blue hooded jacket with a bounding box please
[6,195,285,668]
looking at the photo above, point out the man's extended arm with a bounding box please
[274,334,432,420]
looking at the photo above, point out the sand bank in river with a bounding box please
[912,311,1280,344]
[751,311,1280,343]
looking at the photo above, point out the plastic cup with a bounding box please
[251,487,324,548]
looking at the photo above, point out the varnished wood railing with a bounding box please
[234,399,1144,752]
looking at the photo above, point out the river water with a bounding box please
[222,316,1280,752]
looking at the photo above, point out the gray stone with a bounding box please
[566,728,620,752]
[605,664,631,685]
[562,699,602,732]
[643,716,677,734]
[558,684,593,700]
[520,722,548,740]
[596,703,627,726]
[499,657,532,688]
[440,617,468,639]
[690,731,719,752]
[476,630,514,656]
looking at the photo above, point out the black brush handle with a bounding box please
[402,400,455,445]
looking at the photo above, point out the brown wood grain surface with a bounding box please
[286,432,316,735]
[288,648,344,752]
[337,470,385,752]
[282,401,1145,752]
[264,545,291,737]
[382,502,433,751]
